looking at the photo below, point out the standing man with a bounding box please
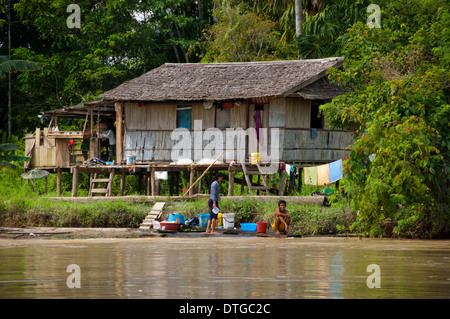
[102,125,116,161]
[206,172,225,234]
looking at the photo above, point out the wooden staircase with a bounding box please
[139,202,165,230]
[241,162,272,195]
[89,171,115,197]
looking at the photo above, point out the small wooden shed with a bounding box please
[99,58,352,166]
[24,102,116,169]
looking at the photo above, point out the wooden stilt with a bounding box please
[72,166,79,197]
[189,166,195,196]
[278,170,286,196]
[198,170,203,194]
[151,168,155,196]
[298,167,303,193]
[120,171,126,196]
[57,167,62,197]
[183,151,224,196]
[228,166,234,196]
[145,171,150,195]
[107,169,114,196]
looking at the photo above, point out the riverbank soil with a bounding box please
[0,226,305,240]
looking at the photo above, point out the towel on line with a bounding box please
[317,164,330,186]
[328,159,343,183]
[304,166,317,185]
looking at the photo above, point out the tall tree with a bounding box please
[321,0,449,237]
[1,0,214,136]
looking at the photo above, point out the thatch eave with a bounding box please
[99,58,344,103]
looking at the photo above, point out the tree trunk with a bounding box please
[8,0,12,138]
[295,0,303,38]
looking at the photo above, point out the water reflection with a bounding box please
[0,237,449,299]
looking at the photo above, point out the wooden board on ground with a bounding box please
[139,202,165,230]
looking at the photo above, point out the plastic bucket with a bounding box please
[251,153,260,164]
[126,154,136,165]
[215,213,222,228]
[168,213,185,224]
[222,213,235,229]
[198,213,209,228]
[241,223,257,232]
[257,221,267,233]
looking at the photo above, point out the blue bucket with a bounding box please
[168,213,185,224]
[198,213,209,228]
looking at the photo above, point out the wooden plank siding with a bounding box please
[122,97,352,164]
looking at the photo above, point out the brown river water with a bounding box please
[0,236,449,299]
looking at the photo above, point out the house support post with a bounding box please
[189,166,195,197]
[72,166,79,197]
[120,171,126,196]
[228,166,234,196]
[151,167,156,196]
[115,102,123,164]
[57,167,62,197]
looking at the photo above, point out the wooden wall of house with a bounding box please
[267,96,352,163]
[24,128,81,168]
[122,97,352,164]
[123,101,251,162]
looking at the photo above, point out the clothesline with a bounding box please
[304,156,349,186]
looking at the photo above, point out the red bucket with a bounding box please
[257,221,267,233]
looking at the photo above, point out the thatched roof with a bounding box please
[100,57,345,102]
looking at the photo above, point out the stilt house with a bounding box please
[99,57,352,166]
[24,58,353,197]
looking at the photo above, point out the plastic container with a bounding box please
[198,213,209,228]
[160,222,179,231]
[126,154,136,165]
[215,213,222,228]
[251,153,260,164]
[257,221,268,233]
[168,213,185,224]
[222,213,235,229]
[241,223,257,232]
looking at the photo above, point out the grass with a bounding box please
[0,166,355,235]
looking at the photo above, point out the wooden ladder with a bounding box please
[139,202,165,230]
[89,171,115,197]
[241,162,271,195]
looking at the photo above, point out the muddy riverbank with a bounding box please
[0,226,311,240]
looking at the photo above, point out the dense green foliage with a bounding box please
[322,0,450,238]
[1,0,448,237]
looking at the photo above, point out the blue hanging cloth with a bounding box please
[328,159,343,183]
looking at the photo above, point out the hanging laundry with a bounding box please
[304,166,318,185]
[328,159,343,183]
[285,163,291,175]
[289,166,297,186]
[310,128,318,138]
[254,110,262,144]
[317,164,330,185]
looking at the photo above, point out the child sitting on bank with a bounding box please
[272,200,291,235]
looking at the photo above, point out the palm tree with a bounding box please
[0,55,42,78]
[298,0,369,58]
[0,143,30,169]
[2,0,43,138]
[243,0,326,48]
